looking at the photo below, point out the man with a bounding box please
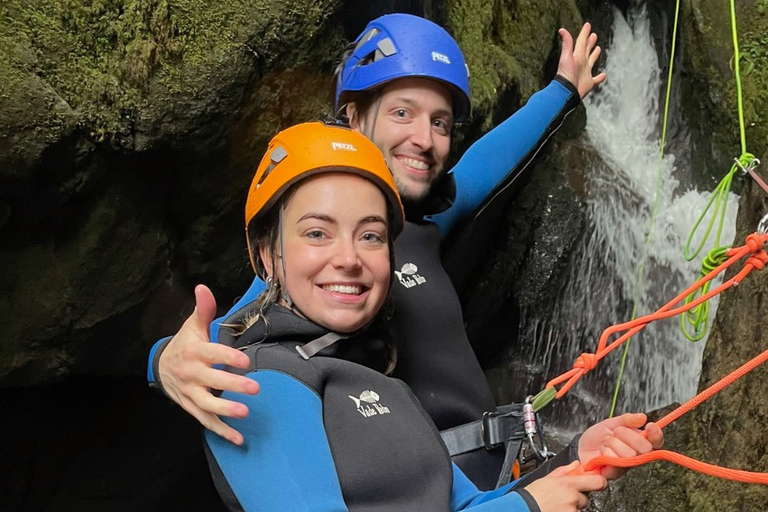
[149,14,606,489]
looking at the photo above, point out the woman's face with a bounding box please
[261,173,391,333]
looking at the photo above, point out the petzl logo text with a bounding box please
[431,51,450,64]
[331,142,357,151]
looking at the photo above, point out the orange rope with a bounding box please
[653,346,768,431]
[574,346,768,483]
[580,450,768,484]
[545,232,768,399]
[556,232,768,484]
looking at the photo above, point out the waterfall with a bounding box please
[518,8,738,433]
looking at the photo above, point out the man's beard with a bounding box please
[395,175,432,205]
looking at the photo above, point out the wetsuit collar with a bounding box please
[403,171,456,221]
[235,305,390,372]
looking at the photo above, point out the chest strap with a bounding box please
[295,332,345,359]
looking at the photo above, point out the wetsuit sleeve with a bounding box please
[511,434,581,490]
[450,463,539,511]
[429,77,579,237]
[146,277,267,386]
[204,370,349,512]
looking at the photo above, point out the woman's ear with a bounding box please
[258,243,274,279]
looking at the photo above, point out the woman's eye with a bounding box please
[306,230,326,239]
[395,109,407,118]
[362,232,385,243]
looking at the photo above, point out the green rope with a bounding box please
[678,0,754,341]
[730,0,748,155]
[608,0,682,418]
[680,246,730,341]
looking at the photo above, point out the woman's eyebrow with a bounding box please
[297,213,335,224]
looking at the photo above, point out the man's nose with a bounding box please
[409,115,434,151]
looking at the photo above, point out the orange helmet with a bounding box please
[245,121,404,272]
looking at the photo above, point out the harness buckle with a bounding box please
[481,410,502,450]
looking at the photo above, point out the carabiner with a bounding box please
[757,212,768,236]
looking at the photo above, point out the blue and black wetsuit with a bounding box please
[150,78,580,489]
[204,305,543,512]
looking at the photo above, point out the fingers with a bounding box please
[197,342,252,370]
[586,32,598,53]
[188,384,250,418]
[588,45,602,67]
[574,22,592,56]
[576,474,608,493]
[559,27,574,56]
[645,422,664,449]
[193,284,218,328]
[199,365,260,396]
[593,71,607,87]
[603,427,653,458]
[623,412,648,429]
[551,460,581,477]
[186,400,245,446]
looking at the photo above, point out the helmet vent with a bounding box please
[256,145,287,187]
[270,145,288,163]
[355,28,380,51]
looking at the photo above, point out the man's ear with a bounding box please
[346,102,361,130]
[258,243,274,278]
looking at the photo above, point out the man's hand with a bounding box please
[524,461,607,512]
[158,284,259,446]
[556,22,606,99]
[577,412,664,480]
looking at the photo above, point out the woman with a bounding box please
[203,122,661,512]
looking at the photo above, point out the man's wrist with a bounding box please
[147,336,174,396]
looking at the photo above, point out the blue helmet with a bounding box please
[335,13,471,123]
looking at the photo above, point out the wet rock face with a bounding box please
[0,0,343,386]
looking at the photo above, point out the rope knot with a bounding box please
[746,251,768,270]
[738,152,756,169]
[745,233,766,253]
[574,353,598,373]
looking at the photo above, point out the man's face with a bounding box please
[348,77,453,203]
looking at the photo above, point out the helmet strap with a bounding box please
[277,204,293,308]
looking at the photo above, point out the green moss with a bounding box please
[684,0,768,155]
[445,0,580,129]
[0,0,339,142]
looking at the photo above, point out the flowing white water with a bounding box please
[519,8,738,430]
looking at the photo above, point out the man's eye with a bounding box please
[433,119,451,134]
[395,109,407,118]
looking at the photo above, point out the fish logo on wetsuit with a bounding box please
[394,263,426,289]
[348,390,391,418]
